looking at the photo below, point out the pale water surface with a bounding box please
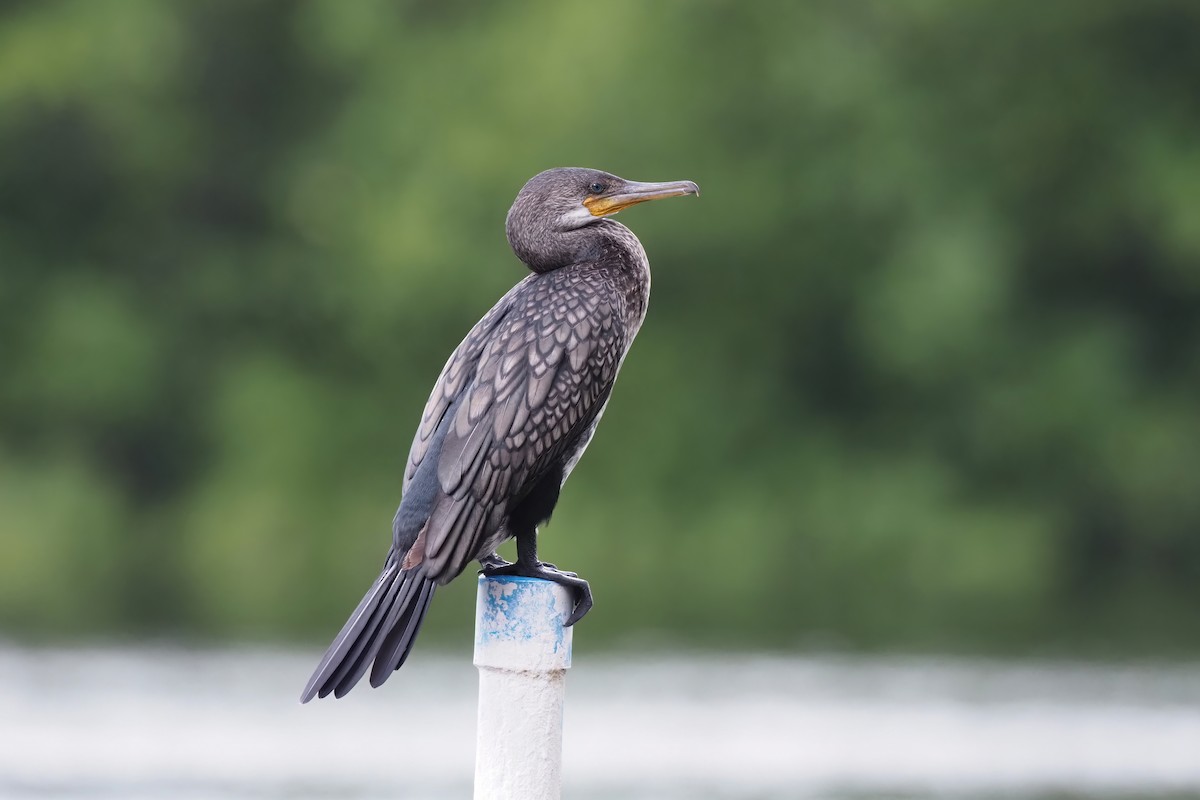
[1,644,1198,799]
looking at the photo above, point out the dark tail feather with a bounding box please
[300,562,437,702]
[322,569,409,696]
[370,578,436,686]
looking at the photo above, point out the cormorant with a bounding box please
[301,167,699,702]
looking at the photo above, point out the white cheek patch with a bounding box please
[559,203,597,229]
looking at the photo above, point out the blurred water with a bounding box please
[0,644,1198,800]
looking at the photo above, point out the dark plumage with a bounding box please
[301,167,698,701]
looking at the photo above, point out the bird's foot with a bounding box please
[479,559,592,627]
[477,552,513,572]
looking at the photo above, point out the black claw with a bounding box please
[478,553,513,572]
[537,561,579,578]
[563,580,592,627]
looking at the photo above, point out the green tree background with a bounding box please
[2,0,1198,655]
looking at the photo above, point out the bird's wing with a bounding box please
[412,269,623,581]
[402,282,523,497]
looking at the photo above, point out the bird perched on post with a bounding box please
[301,167,699,702]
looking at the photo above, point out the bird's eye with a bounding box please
[588,182,606,194]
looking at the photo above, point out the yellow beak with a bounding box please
[582,179,700,217]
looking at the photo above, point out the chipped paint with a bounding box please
[475,576,572,668]
[474,576,573,799]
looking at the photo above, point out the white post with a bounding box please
[473,575,574,800]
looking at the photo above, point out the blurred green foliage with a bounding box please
[1,0,1199,655]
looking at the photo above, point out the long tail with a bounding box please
[300,559,436,702]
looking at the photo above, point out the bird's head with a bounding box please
[506,167,699,272]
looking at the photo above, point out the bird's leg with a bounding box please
[477,552,513,572]
[479,527,593,626]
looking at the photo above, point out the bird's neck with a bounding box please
[588,220,651,332]
[509,218,647,275]
[510,219,650,329]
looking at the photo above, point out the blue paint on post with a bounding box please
[473,575,573,796]
[474,575,573,670]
